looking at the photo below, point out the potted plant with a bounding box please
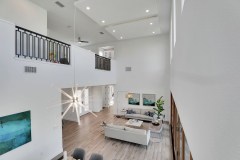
[153,96,165,119]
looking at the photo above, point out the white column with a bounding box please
[91,86,104,112]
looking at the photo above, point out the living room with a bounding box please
[2,0,239,160]
[0,0,172,160]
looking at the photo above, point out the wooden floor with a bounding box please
[63,108,173,160]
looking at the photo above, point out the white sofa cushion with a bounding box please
[124,127,146,135]
[132,109,141,114]
[106,124,125,130]
[126,114,152,120]
[106,124,146,135]
[104,124,150,146]
[125,108,155,122]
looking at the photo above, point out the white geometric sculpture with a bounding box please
[60,86,97,125]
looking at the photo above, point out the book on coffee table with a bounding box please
[125,119,143,128]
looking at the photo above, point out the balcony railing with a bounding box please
[15,26,70,65]
[95,54,111,71]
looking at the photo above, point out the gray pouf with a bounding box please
[89,153,103,160]
[71,148,85,160]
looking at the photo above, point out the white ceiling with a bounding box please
[105,17,161,40]
[30,0,171,46]
[74,0,159,26]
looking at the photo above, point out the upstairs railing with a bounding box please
[15,26,71,65]
[95,54,111,71]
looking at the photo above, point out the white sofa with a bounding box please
[125,108,154,122]
[125,113,153,122]
[104,124,150,146]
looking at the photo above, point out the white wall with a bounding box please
[171,0,240,160]
[0,19,116,160]
[86,35,170,120]
[0,0,47,35]
[72,46,116,87]
[90,86,104,112]
[0,20,69,160]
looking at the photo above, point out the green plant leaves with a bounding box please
[154,96,165,117]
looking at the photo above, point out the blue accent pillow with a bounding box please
[149,111,154,117]
[144,111,155,117]
[126,109,136,114]
[144,112,149,116]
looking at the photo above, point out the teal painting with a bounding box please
[0,111,31,155]
[143,94,156,106]
[128,93,140,105]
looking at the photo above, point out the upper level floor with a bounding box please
[0,19,117,89]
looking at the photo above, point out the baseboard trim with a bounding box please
[170,126,176,160]
[51,152,63,160]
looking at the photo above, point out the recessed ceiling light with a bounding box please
[101,20,105,23]
[120,36,123,39]
[150,22,153,25]
[145,9,150,13]
[113,30,116,33]
[86,6,90,10]
[152,31,155,34]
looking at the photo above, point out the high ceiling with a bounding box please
[30,0,171,46]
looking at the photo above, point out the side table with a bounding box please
[115,109,127,118]
[121,108,127,115]
[149,121,163,139]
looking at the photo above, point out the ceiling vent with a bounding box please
[25,66,37,73]
[55,1,65,8]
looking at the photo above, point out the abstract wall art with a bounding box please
[128,93,140,105]
[0,111,31,155]
[143,94,156,106]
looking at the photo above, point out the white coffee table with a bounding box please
[125,119,143,128]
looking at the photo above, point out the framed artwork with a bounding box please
[143,94,156,106]
[128,93,140,105]
[0,111,31,155]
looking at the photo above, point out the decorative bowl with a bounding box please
[152,122,160,126]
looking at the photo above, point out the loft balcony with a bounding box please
[15,26,70,65]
